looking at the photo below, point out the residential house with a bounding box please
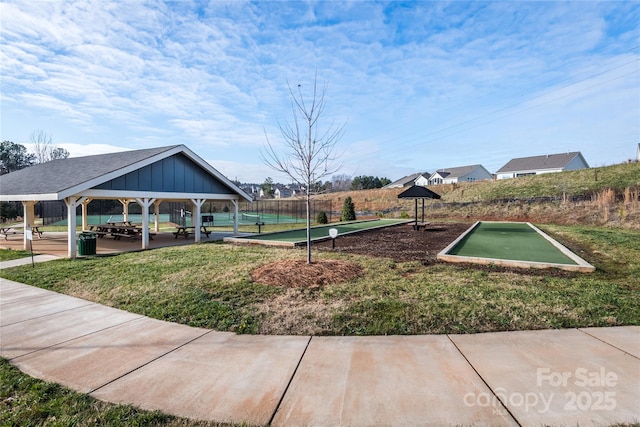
[496,152,589,180]
[414,173,431,187]
[240,184,260,198]
[274,185,292,199]
[274,184,305,199]
[384,172,430,189]
[428,165,492,185]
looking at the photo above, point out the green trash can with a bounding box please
[78,232,97,256]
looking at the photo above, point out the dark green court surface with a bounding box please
[449,222,576,264]
[224,219,410,246]
[438,221,595,272]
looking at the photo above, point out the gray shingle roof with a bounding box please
[0,146,179,197]
[384,172,429,188]
[433,165,481,179]
[496,152,585,173]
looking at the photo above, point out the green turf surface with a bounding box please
[448,222,578,265]
[243,219,409,243]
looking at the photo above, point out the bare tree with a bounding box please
[331,173,352,192]
[262,76,346,264]
[30,130,69,163]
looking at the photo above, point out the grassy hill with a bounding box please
[314,162,640,228]
[434,162,640,202]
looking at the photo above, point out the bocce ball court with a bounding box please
[438,221,595,272]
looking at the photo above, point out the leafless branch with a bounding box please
[261,75,347,263]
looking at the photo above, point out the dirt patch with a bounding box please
[315,222,472,263]
[252,259,363,288]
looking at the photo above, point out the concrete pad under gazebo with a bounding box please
[397,185,441,230]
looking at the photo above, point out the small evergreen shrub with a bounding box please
[316,211,328,224]
[341,197,356,221]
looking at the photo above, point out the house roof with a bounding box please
[496,152,586,173]
[384,172,429,188]
[0,144,252,202]
[432,164,482,179]
[397,185,441,199]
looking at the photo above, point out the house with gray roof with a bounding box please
[428,165,492,185]
[496,152,589,180]
[384,172,430,189]
[0,145,251,258]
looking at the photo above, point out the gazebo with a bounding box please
[397,185,441,230]
[0,145,252,258]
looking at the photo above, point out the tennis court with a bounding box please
[48,212,302,228]
[224,219,410,246]
[438,221,595,272]
[50,214,173,227]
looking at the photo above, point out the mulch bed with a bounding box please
[315,222,472,263]
[251,222,471,288]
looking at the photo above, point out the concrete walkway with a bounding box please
[1,254,62,269]
[1,277,638,426]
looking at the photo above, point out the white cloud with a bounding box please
[1,1,637,182]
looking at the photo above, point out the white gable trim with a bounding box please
[56,145,251,202]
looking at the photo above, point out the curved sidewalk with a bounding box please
[1,277,638,426]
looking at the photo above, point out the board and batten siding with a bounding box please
[93,153,233,194]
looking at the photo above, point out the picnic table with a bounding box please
[89,224,151,240]
[32,226,43,238]
[107,221,133,227]
[173,225,212,239]
[1,227,20,240]
[0,226,42,240]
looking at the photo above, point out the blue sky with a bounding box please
[1,1,638,183]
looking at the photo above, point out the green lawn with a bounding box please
[448,222,577,264]
[0,249,34,261]
[1,224,638,336]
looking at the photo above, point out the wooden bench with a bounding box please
[111,232,138,240]
[111,231,154,240]
[412,222,431,231]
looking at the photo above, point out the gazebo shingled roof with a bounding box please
[397,185,442,200]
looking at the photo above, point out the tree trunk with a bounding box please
[306,189,312,264]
